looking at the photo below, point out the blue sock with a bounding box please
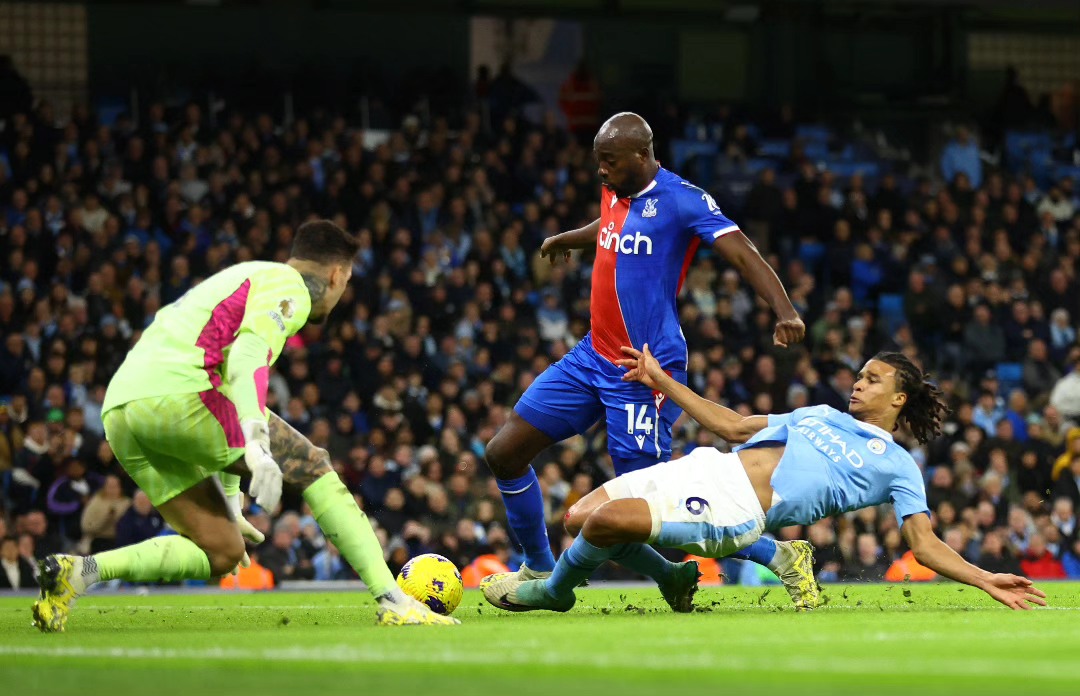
[727,537,778,567]
[496,468,556,572]
[611,544,677,585]
[545,535,615,599]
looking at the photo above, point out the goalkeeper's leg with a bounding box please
[237,412,456,625]
[33,477,244,633]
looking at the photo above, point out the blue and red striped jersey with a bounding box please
[590,167,740,371]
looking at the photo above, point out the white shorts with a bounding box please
[602,447,766,558]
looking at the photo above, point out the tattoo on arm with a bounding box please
[267,411,333,488]
[301,272,329,309]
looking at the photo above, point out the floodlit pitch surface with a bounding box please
[2,583,1078,695]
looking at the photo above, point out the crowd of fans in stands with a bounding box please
[2,86,1080,592]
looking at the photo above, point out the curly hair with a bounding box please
[872,351,950,445]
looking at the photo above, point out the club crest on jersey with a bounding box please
[279,298,295,319]
[867,438,887,455]
[642,198,658,218]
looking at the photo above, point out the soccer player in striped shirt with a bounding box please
[483,113,813,611]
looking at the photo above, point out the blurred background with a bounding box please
[1,0,1079,593]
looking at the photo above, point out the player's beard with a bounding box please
[610,175,649,199]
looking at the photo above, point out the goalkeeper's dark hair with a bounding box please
[291,220,361,266]
[873,351,950,445]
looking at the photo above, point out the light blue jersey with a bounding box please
[733,405,929,530]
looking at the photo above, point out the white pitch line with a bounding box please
[0,644,1077,679]
[795,603,1080,611]
[78,605,367,611]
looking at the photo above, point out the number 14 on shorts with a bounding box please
[624,404,654,437]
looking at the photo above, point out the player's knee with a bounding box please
[203,530,246,576]
[581,502,627,547]
[564,502,588,537]
[484,429,527,480]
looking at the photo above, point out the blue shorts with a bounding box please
[514,334,687,476]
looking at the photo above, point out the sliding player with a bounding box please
[485,346,1047,613]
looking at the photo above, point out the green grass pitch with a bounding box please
[2,583,1079,696]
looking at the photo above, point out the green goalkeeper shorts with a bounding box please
[103,392,246,507]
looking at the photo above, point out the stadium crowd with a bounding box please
[2,86,1080,592]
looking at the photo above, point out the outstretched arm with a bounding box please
[540,218,601,264]
[901,512,1047,610]
[711,232,804,347]
[617,344,768,444]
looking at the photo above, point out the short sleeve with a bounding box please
[767,405,832,427]
[890,454,931,528]
[677,181,741,244]
[767,413,792,427]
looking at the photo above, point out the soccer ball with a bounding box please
[396,553,464,615]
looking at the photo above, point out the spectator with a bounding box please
[557,61,602,140]
[1019,533,1067,579]
[943,526,975,562]
[8,421,52,514]
[259,516,314,583]
[1050,497,1077,545]
[850,244,882,306]
[1048,309,1076,363]
[1050,354,1080,423]
[79,475,131,553]
[743,169,783,250]
[46,458,97,545]
[1037,187,1075,225]
[0,535,35,590]
[1023,339,1061,398]
[1053,457,1080,507]
[17,510,64,558]
[940,126,983,188]
[963,306,1006,381]
[972,390,1005,436]
[114,491,163,547]
[311,541,350,581]
[1063,538,1080,578]
[840,533,889,581]
[976,530,1023,575]
[1017,447,1053,500]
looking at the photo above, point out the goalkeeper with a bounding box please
[33,220,456,631]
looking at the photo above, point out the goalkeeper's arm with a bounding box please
[222,330,283,512]
[226,330,272,427]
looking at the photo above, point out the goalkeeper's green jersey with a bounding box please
[103,261,311,428]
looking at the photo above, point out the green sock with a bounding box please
[95,536,212,583]
[303,472,397,597]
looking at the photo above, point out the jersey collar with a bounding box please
[853,418,894,442]
[630,179,658,199]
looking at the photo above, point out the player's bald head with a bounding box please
[594,112,653,153]
[593,112,659,198]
